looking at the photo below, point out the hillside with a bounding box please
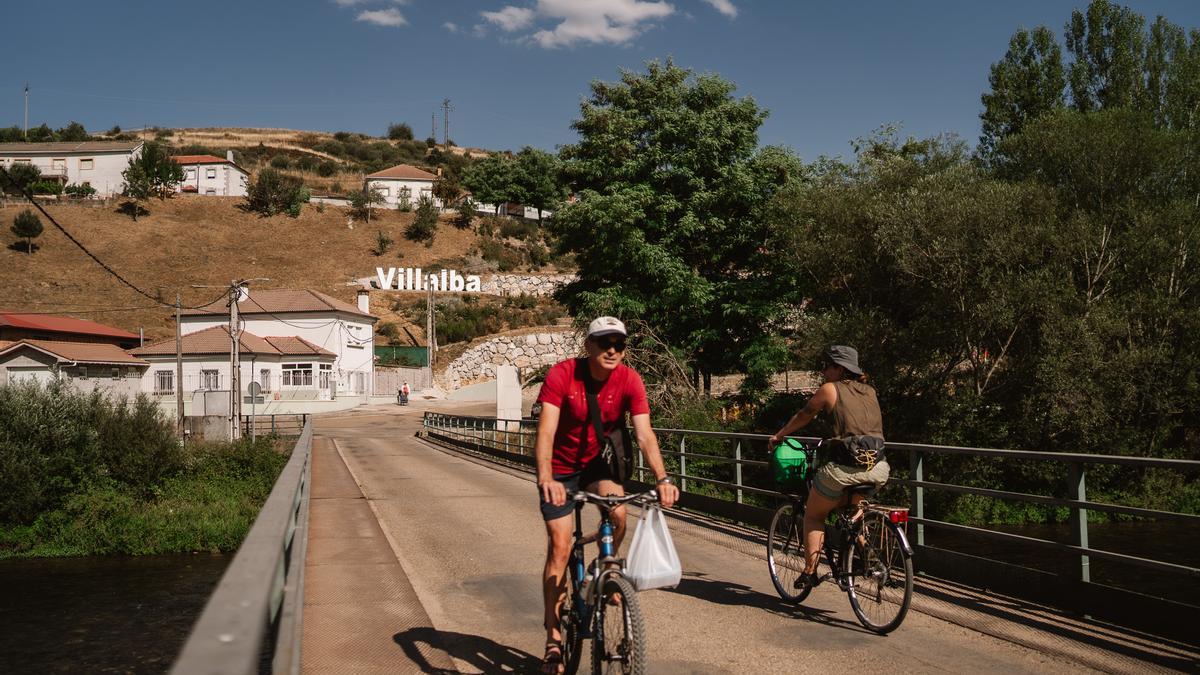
[0,195,555,343]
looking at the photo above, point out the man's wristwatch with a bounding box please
[656,476,673,485]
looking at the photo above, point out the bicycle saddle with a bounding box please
[846,483,878,497]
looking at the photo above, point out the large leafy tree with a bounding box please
[462,154,516,214]
[512,147,565,223]
[979,27,1065,158]
[121,142,185,220]
[552,60,799,389]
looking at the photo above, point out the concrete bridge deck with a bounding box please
[301,402,1198,674]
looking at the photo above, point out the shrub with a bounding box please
[11,209,43,253]
[405,196,439,243]
[455,198,475,229]
[377,322,401,344]
[269,154,291,169]
[373,229,394,256]
[2,163,41,194]
[499,217,538,241]
[244,168,306,217]
[295,155,317,172]
[317,161,338,177]
[387,122,414,141]
[29,181,64,196]
[64,183,97,199]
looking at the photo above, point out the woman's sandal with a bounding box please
[542,639,565,674]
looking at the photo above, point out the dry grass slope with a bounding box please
[0,196,482,342]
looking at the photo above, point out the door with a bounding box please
[9,367,54,384]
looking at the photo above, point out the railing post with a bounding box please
[1068,462,1090,583]
[637,443,645,482]
[679,437,687,493]
[909,447,924,547]
[272,414,276,434]
[734,441,743,505]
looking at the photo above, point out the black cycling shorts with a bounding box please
[538,457,620,521]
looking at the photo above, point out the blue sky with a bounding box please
[5,1,1199,161]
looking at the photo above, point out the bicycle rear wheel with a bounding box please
[767,501,811,603]
[846,510,913,634]
[591,574,646,675]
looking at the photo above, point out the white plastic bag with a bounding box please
[625,504,682,591]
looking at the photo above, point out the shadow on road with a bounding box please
[393,627,540,674]
[668,573,875,635]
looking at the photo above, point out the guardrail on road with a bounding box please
[421,412,1200,643]
[172,419,314,675]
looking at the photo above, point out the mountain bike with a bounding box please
[558,489,659,675]
[766,442,914,634]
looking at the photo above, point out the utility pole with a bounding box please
[442,98,453,146]
[229,280,241,441]
[23,83,29,141]
[431,112,437,143]
[176,293,184,438]
[426,277,435,370]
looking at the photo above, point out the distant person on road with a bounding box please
[768,345,887,591]
[399,381,410,405]
[533,316,679,674]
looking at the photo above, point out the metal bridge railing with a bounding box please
[421,412,1200,624]
[172,418,314,675]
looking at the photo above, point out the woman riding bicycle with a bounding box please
[534,316,679,674]
[768,345,887,590]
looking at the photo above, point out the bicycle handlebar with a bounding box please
[568,489,659,506]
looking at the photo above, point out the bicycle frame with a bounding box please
[565,496,636,637]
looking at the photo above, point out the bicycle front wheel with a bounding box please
[767,501,812,603]
[591,574,646,675]
[846,510,913,634]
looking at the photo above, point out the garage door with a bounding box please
[8,367,54,384]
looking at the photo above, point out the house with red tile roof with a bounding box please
[0,313,141,349]
[365,163,440,209]
[0,339,148,396]
[132,325,337,406]
[172,151,250,197]
[176,288,378,399]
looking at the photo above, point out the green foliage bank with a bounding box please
[0,380,288,558]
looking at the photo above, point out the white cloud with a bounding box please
[444,21,460,33]
[356,8,408,26]
[481,6,536,32]
[478,0,675,48]
[702,0,736,18]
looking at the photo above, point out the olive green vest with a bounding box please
[831,381,884,441]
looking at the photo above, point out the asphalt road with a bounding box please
[309,405,1104,675]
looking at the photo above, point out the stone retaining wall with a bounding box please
[440,328,582,390]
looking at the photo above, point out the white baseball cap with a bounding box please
[587,316,627,338]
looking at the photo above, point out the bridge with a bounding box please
[172,400,1199,674]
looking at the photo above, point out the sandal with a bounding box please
[793,571,822,590]
[542,640,565,674]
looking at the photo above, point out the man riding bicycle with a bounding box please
[768,345,887,590]
[534,316,679,674]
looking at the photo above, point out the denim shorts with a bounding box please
[538,457,619,521]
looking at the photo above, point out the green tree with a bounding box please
[0,163,42,195]
[351,185,387,222]
[513,147,565,223]
[552,60,800,390]
[406,195,439,244]
[462,154,516,214]
[979,26,1065,158]
[244,168,306,217]
[120,161,153,222]
[387,122,414,141]
[454,197,476,230]
[1064,0,1147,112]
[121,142,185,220]
[56,121,89,142]
[432,174,464,209]
[11,209,43,254]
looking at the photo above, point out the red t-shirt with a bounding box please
[536,358,651,475]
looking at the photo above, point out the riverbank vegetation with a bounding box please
[0,380,287,558]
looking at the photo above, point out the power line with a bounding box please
[0,166,227,311]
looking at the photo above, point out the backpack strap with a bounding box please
[583,365,625,481]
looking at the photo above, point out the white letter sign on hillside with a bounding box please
[375,267,481,292]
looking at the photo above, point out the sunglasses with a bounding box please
[593,337,627,352]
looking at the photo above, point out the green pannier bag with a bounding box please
[771,437,810,489]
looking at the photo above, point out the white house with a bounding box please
[131,326,337,408]
[0,140,143,197]
[172,152,250,197]
[177,288,378,397]
[0,339,148,396]
[365,163,440,208]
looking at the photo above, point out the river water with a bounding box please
[0,553,229,674]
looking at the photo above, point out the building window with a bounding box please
[282,363,312,387]
[185,168,196,179]
[80,159,94,170]
[155,370,174,394]
[205,188,216,195]
[206,167,217,179]
[201,369,220,390]
[379,187,390,197]
[259,369,271,392]
[319,363,332,389]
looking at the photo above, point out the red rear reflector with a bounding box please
[889,510,909,524]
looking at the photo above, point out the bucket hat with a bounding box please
[825,345,862,376]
